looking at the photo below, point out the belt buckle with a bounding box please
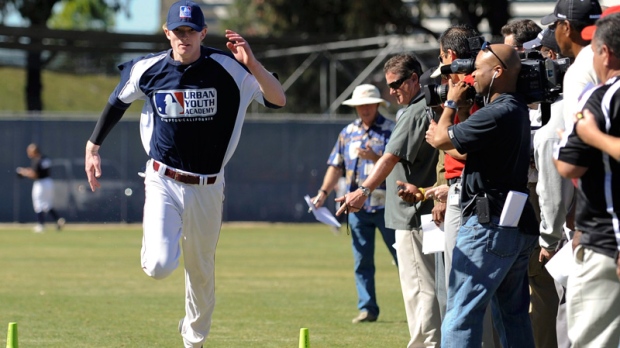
[173,171,183,182]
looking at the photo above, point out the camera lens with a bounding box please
[423,84,449,106]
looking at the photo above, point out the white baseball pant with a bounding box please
[32,177,54,213]
[141,160,224,348]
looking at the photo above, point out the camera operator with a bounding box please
[523,27,573,348]
[424,24,500,348]
[426,44,539,347]
[554,12,620,346]
[523,28,562,60]
[541,0,602,124]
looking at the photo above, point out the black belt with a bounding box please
[447,177,461,186]
[153,161,216,185]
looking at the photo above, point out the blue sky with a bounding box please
[114,0,160,34]
[4,0,160,34]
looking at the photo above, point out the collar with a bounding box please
[165,46,207,67]
[353,113,385,129]
[409,91,424,106]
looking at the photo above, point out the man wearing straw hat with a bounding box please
[311,84,398,324]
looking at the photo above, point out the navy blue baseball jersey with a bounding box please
[109,46,280,175]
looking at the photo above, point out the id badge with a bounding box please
[448,193,460,207]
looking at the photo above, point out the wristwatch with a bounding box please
[358,186,371,197]
[444,100,458,110]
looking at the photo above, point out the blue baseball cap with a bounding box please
[523,28,560,53]
[166,1,205,31]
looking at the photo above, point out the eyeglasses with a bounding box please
[387,75,410,90]
[481,41,508,70]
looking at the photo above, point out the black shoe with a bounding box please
[352,311,377,323]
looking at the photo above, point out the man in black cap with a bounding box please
[541,0,602,128]
[555,12,620,346]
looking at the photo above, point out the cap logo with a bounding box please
[179,6,192,19]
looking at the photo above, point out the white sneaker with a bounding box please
[56,218,66,231]
[33,224,44,233]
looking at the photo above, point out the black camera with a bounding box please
[516,50,569,104]
[422,36,483,106]
[423,50,568,106]
[423,83,477,107]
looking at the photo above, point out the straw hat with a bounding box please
[342,84,389,107]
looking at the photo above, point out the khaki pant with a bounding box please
[567,246,620,347]
[395,229,442,348]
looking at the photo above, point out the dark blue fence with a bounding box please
[2,115,354,223]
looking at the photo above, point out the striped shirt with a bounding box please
[556,75,620,259]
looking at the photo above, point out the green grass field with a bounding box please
[0,223,408,347]
[0,67,142,113]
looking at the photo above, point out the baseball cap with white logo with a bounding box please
[541,0,602,25]
[166,1,205,32]
[523,28,561,53]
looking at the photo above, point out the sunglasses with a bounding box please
[387,75,410,90]
[438,53,444,64]
[481,41,508,70]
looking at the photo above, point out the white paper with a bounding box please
[499,191,528,227]
[421,214,445,254]
[545,241,574,287]
[304,195,341,228]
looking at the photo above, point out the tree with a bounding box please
[445,0,511,39]
[49,0,119,30]
[0,0,127,111]
[223,0,427,38]
[223,0,439,113]
[224,0,510,41]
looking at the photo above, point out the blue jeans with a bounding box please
[441,215,537,348]
[348,209,397,317]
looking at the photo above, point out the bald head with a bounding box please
[495,44,521,77]
[473,43,522,97]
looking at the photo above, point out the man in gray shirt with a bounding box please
[336,54,441,347]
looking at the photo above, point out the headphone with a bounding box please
[493,71,498,78]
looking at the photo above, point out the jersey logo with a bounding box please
[179,6,192,19]
[153,89,217,121]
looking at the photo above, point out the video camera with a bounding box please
[516,50,569,104]
[423,36,569,106]
[423,36,484,107]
